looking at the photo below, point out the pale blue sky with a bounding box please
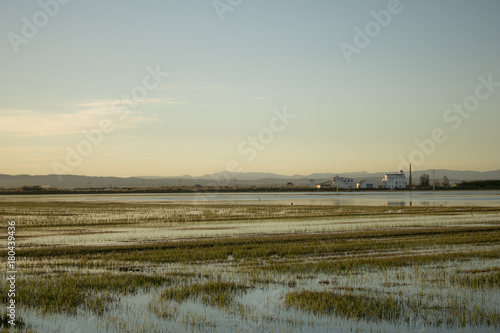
[1,0,499,177]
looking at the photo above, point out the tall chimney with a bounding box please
[409,164,412,189]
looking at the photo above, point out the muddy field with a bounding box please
[1,200,500,332]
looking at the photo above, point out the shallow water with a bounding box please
[22,211,500,247]
[17,257,500,333]
[4,194,500,332]
[1,190,500,206]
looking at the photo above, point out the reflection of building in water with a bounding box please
[356,179,377,189]
[381,170,406,189]
[385,201,406,206]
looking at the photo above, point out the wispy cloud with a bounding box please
[0,104,162,137]
[75,97,182,109]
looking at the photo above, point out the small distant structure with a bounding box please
[381,170,406,189]
[41,184,50,190]
[315,181,331,189]
[309,179,315,189]
[330,176,355,189]
[315,176,355,189]
[356,180,377,189]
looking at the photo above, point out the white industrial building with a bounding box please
[356,179,377,189]
[313,176,355,189]
[330,176,355,189]
[381,170,406,189]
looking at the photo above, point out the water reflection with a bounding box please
[385,201,406,206]
[1,190,499,207]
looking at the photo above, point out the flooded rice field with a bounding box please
[2,190,500,206]
[1,195,500,332]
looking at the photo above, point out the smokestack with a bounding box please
[409,164,412,189]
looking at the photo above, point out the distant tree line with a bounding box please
[20,185,45,192]
[457,180,500,189]
[2,178,499,194]
[416,175,500,189]
[418,174,450,188]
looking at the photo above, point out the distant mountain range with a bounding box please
[1,169,499,189]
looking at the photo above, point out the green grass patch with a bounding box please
[0,272,173,315]
[265,248,500,274]
[286,290,500,328]
[452,270,500,289]
[11,225,500,265]
[160,280,249,309]
[285,290,403,322]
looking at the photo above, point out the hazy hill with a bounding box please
[1,169,499,189]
